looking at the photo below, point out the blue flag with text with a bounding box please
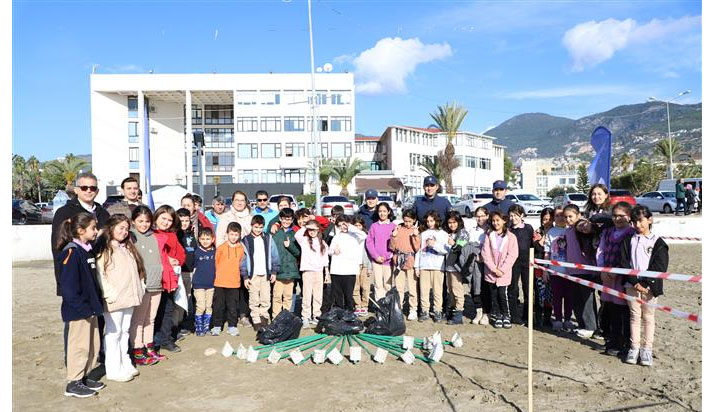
[587,126,611,189]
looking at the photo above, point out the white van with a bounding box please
[658,178,701,192]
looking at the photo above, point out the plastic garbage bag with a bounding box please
[315,307,364,335]
[256,309,302,345]
[364,287,406,336]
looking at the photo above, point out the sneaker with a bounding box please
[478,314,490,325]
[639,349,653,367]
[64,380,96,398]
[502,318,512,329]
[145,344,166,361]
[359,308,368,317]
[310,318,318,325]
[239,316,252,327]
[175,333,187,343]
[552,321,563,332]
[83,378,106,391]
[433,311,443,323]
[605,347,620,357]
[493,318,503,328]
[592,330,605,341]
[211,327,222,336]
[179,328,191,335]
[227,326,239,336]
[576,329,594,339]
[472,309,483,325]
[418,313,429,322]
[161,341,182,353]
[625,348,639,365]
[563,320,575,331]
[302,318,311,329]
[123,365,140,377]
[407,311,417,321]
[105,373,133,383]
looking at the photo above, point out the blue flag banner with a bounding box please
[587,126,611,189]
[143,98,155,211]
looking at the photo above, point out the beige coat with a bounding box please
[215,206,253,245]
[96,241,145,312]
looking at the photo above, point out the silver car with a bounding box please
[320,195,356,216]
[453,193,493,217]
[506,193,549,215]
[268,194,297,211]
[635,191,677,214]
[551,193,588,209]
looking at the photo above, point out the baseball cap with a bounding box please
[365,189,378,199]
[492,180,507,190]
[423,176,438,186]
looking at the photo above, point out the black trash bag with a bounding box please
[315,307,364,335]
[364,287,406,336]
[256,309,302,344]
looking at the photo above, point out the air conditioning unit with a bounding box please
[149,106,157,113]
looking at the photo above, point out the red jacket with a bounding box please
[197,211,215,236]
[154,229,186,291]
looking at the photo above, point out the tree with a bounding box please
[429,102,468,193]
[12,155,29,199]
[576,164,590,193]
[418,155,441,183]
[654,139,682,163]
[317,159,334,196]
[26,156,42,202]
[547,185,578,198]
[610,160,667,195]
[330,158,368,197]
[617,153,635,173]
[45,153,90,193]
[503,151,517,187]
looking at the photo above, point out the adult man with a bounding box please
[204,195,226,229]
[106,177,142,218]
[675,178,686,216]
[252,190,279,233]
[484,180,515,215]
[358,189,379,230]
[413,176,451,224]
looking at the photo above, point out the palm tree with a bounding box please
[618,153,635,173]
[12,155,27,198]
[654,139,682,164]
[330,158,368,197]
[26,156,42,202]
[429,102,468,193]
[318,159,334,196]
[45,153,90,192]
[418,154,441,183]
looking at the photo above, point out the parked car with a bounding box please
[658,178,701,192]
[401,196,416,210]
[102,195,124,210]
[551,193,588,209]
[635,191,677,214]
[505,192,550,215]
[12,199,43,225]
[377,195,396,211]
[320,195,355,216]
[453,193,493,217]
[40,201,54,224]
[268,194,298,211]
[439,193,459,208]
[609,189,637,206]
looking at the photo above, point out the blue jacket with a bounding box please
[241,233,281,279]
[253,207,279,233]
[414,195,451,224]
[357,205,376,230]
[484,198,516,215]
[58,243,104,322]
[192,247,216,289]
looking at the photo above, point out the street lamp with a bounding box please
[193,130,205,203]
[648,90,690,179]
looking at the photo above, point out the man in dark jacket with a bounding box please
[675,178,686,216]
[106,176,142,218]
[484,180,515,215]
[357,188,379,230]
[413,176,451,224]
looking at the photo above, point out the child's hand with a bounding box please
[270,274,276,283]
[392,228,399,237]
[244,279,252,289]
[271,224,280,235]
[168,257,179,266]
[284,238,290,248]
[324,274,331,284]
[376,256,384,263]
[447,237,455,246]
[414,270,420,278]
[533,232,542,242]
[333,246,341,255]
[634,283,649,294]
[413,227,420,237]
[427,238,436,247]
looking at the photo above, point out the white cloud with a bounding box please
[337,37,452,95]
[502,85,646,100]
[563,16,701,71]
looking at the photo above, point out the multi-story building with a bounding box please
[519,159,580,197]
[90,73,354,202]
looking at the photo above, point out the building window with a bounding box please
[238,143,258,159]
[465,156,477,168]
[235,169,256,183]
[236,117,258,132]
[283,169,306,183]
[284,116,305,132]
[285,143,305,158]
[355,142,364,153]
[330,116,352,132]
[331,143,352,158]
[259,91,280,105]
[568,177,576,184]
[308,143,329,158]
[368,161,382,171]
[235,90,257,105]
[206,175,233,184]
[262,169,283,183]
[261,143,282,158]
[330,91,351,105]
[129,148,139,169]
[307,117,329,132]
[260,117,281,132]
[128,96,138,118]
[204,105,233,125]
[204,128,234,148]
[128,122,139,143]
[192,105,202,125]
[205,151,235,172]
[479,158,491,170]
[308,91,327,105]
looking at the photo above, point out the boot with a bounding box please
[203,314,212,336]
[195,315,205,336]
[132,348,158,366]
[448,310,464,325]
[145,342,167,361]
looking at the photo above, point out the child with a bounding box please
[212,222,247,336]
[532,207,554,328]
[596,201,635,356]
[323,205,345,246]
[271,208,301,319]
[57,212,106,397]
[192,227,216,337]
[388,209,421,320]
[507,204,534,325]
[329,215,368,311]
[295,220,330,328]
[242,215,281,330]
[544,206,572,332]
[180,193,214,237]
[176,208,197,336]
[443,210,470,325]
[468,206,490,325]
[352,216,373,317]
[481,210,519,329]
[128,206,162,366]
[366,202,397,301]
[414,210,449,323]
[621,205,668,367]
[96,214,145,382]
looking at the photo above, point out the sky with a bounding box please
[12,0,703,161]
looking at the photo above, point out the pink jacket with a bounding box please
[481,231,519,287]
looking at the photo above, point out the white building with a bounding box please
[90,73,354,202]
[354,126,505,199]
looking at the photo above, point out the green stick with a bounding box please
[298,336,339,365]
[255,333,325,351]
[257,334,326,353]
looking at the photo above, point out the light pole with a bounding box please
[307,0,321,214]
[193,130,205,203]
[648,90,690,179]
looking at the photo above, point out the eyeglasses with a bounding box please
[257,198,268,202]
[79,186,98,192]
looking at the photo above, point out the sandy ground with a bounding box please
[12,244,701,412]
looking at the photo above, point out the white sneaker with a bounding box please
[625,348,639,364]
[407,311,417,321]
[228,326,239,336]
[639,349,653,367]
[123,365,140,377]
[472,308,483,324]
[310,318,318,326]
[302,318,311,329]
[478,314,490,325]
[563,320,575,331]
[552,321,563,332]
[106,373,134,382]
[575,329,594,338]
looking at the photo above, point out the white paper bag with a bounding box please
[235,344,247,360]
[349,346,361,363]
[173,267,188,312]
[451,332,463,348]
[246,346,259,363]
[402,335,414,350]
[373,347,388,364]
[401,349,415,365]
[221,341,234,357]
[429,343,444,363]
[313,349,326,364]
[289,349,304,365]
[327,348,344,365]
[267,349,281,364]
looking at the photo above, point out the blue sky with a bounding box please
[12,0,702,161]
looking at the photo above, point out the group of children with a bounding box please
[57,185,668,397]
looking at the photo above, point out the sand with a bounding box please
[12,244,702,411]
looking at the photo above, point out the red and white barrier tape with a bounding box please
[533,258,702,283]
[533,264,702,325]
[660,236,702,241]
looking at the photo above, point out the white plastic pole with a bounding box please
[528,248,534,412]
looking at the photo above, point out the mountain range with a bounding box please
[484,102,702,162]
